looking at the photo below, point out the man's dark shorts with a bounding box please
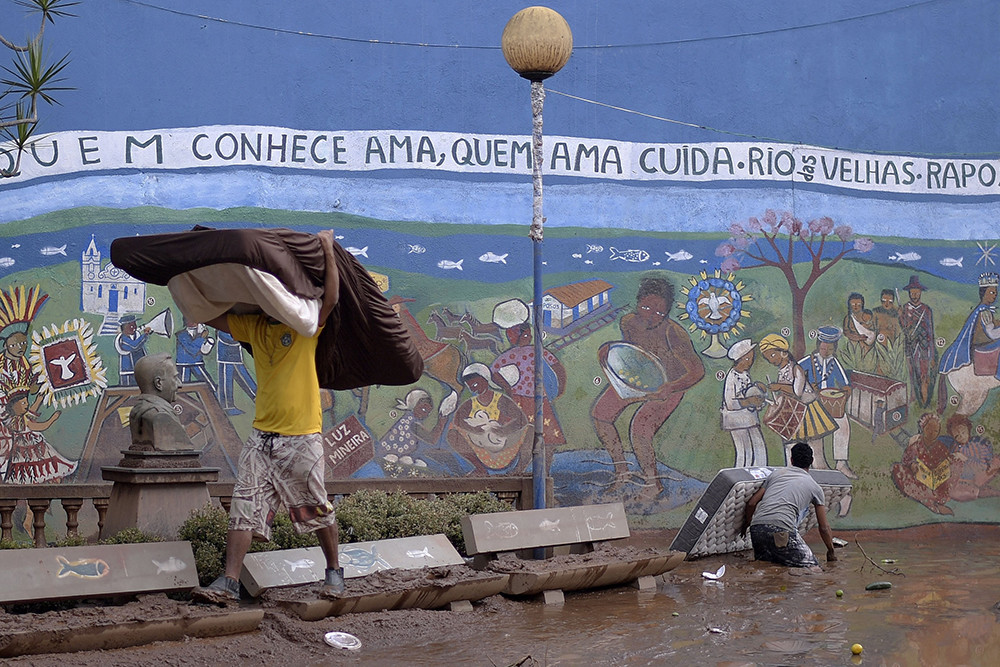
[749,523,819,568]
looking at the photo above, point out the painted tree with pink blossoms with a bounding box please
[715,209,874,360]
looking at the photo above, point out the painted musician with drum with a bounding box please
[799,327,857,479]
[759,333,838,470]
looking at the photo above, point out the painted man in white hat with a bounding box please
[720,338,768,467]
[799,326,855,478]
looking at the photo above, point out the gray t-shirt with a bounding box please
[749,466,825,532]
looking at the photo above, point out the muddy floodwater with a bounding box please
[358,524,1000,666]
[5,524,999,666]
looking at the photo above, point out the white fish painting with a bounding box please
[539,519,561,532]
[10,243,20,248]
[346,246,369,258]
[665,249,694,262]
[889,251,921,262]
[652,261,661,266]
[0,257,14,268]
[335,235,344,240]
[40,245,67,256]
[940,256,963,267]
[571,253,582,259]
[406,547,434,559]
[609,247,650,263]
[586,244,604,253]
[437,259,464,271]
[479,252,508,264]
[584,259,594,265]
[284,558,316,572]
[699,259,708,264]
[407,244,426,254]
[152,557,188,575]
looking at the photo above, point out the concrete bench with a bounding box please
[241,534,507,620]
[461,502,684,603]
[0,541,263,658]
[240,533,466,596]
[0,541,199,604]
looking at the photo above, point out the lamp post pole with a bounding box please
[529,78,546,511]
[501,7,572,510]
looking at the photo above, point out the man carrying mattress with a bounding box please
[111,226,424,602]
[741,442,837,572]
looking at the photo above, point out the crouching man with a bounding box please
[742,442,838,572]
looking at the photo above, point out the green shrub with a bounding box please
[0,538,32,549]
[335,489,513,556]
[53,534,90,548]
[98,527,165,545]
[178,504,229,585]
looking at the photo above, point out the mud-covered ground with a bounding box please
[4,526,1000,666]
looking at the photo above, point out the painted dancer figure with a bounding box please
[215,330,257,416]
[900,275,936,408]
[720,338,767,467]
[1,387,76,483]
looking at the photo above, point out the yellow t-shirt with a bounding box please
[228,314,322,435]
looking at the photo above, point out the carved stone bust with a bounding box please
[129,353,194,452]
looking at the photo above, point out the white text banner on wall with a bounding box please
[2,127,998,196]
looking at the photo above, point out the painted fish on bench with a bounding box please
[483,520,519,539]
[339,546,392,574]
[284,558,316,572]
[406,547,435,559]
[586,512,618,531]
[152,556,188,574]
[56,556,110,579]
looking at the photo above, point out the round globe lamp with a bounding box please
[501,6,573,81]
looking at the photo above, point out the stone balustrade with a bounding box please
[0,477,538,546]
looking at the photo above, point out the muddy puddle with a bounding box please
[353,525,1000,666]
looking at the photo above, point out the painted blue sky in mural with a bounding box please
[2,169,999,245]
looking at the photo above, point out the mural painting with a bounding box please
[1,176,1000,538]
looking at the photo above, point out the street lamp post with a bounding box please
[500,7,572,510]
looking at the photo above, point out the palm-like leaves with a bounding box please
[15,0,80,24]
[2,39,72,107]
[1,0,74,176]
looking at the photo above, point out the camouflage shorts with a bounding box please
[229,429,336,540]
[749,523,819,568]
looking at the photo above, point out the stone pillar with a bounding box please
[102,448,219,539]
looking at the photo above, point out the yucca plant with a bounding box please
[0,0,76,177]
